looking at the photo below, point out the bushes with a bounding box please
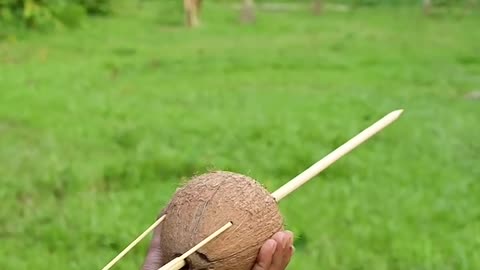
[0,0,112,29]
[75,0,111,15]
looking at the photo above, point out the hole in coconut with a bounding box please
[174,254,191,270]
[195,251,211,262]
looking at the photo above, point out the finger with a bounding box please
[286,231,294,247]
[283,244,295,267]
[252,239,277,270]
[141,211,165,270]
[283,231,295,266]
[270,231,293,270]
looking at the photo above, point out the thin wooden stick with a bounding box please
[271,109,403,201]
[149,109,403,270]
[157,257,186,270]
[101,215,166,270]
[158,222,233,270]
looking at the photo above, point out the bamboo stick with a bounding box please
[271,109,403,201]
[158,222,233,270]
[101,215,166,270]
[157,109,403,270]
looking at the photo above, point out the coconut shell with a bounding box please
[160,171,283,270]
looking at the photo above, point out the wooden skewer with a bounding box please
[156,257,186,270]
[271,109,404,201]
[156,109,403,270]
[101,215,166,270]
[158,222,233,270]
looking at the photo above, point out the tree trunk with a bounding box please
[241,0,256,24]
[423,0,432,15]
[184,0,202,27]
[312,0,323,15]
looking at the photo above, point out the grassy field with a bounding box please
[1,2,479,269]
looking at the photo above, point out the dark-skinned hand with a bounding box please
[142,213,294,270]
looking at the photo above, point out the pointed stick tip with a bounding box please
[389,109,404,119]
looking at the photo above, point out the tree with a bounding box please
[423,0,432,15]
[312,0,323,15]
[241,0,256,23]
[240,0,255,23]
[184,0,202,27]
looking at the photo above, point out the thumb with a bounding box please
[252,239,276,270]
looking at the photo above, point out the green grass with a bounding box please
[1,2,479,269]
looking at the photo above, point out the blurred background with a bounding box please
[1,0,479,269]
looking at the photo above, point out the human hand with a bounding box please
[252,231,295,270]
[142,215,294,270]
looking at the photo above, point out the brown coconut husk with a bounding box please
[160,171,283,270]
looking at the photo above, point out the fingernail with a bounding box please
[267,239,277,250]
[281,234,289,248]
[290,245,296,255]
[286,230,294,245]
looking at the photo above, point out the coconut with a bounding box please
[160,171,283,270]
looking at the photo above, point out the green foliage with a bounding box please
[0,0,111,29]
[75,0,111,15]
